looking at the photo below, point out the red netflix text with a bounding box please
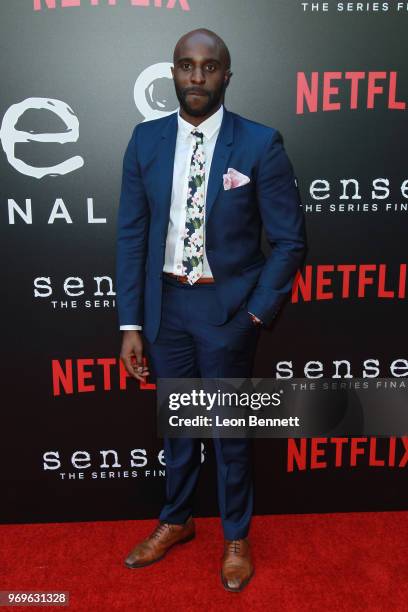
[292,263,407,303]
[34,0,190,11]
[296,71,406,114]
[51,357,156,396]
[287,437,408,471]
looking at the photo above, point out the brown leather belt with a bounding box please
[164,272,215,284]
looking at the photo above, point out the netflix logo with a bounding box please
[292,263,407,303]
[52,357,156,396]
[33,0,190,11]
[296,71,406,114]
[287,437,408,471]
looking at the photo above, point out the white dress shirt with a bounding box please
[120,104,224,331]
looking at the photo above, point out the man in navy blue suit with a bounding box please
[116,28,307,592]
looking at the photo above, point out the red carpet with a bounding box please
[1,512,407,611]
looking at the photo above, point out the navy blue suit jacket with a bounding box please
[116,106,307,343]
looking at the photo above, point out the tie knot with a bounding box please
[191,129,204,144]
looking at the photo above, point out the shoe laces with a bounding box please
[228,539,242,554]
[151,521,171,539]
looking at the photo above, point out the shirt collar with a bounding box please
[176,104,224,141]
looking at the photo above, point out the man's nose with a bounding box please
[191,67,205,83]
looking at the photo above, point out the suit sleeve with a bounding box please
[115,125,150,328]
[246,129,307,325]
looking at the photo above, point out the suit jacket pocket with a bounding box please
[223,182,252,197]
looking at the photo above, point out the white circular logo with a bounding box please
[134,62,178,122]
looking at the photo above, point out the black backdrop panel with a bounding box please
[1,0,407,523]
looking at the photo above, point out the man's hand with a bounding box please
[120,330,150,381]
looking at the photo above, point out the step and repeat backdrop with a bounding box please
[1,0,407,523]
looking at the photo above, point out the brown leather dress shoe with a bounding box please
[124,515,195,568]
[221,538,254,592]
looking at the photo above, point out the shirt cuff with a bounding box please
[120,325,142,330]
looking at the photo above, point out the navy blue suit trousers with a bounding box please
[144,273,261,540]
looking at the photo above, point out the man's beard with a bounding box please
[174,81,226,117]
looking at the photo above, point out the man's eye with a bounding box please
[206,65,216,72]
[182,63,191,70]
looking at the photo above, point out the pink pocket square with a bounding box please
[223,167,251,190]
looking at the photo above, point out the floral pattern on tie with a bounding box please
[182,129,206,284]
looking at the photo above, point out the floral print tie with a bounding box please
[182,129,205,284]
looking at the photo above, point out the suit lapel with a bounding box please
[205,106,234,222]
[155,111,178,235]
[155,106,234,230]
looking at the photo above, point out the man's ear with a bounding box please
[171,65,174,79]
[225,70,233,87]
